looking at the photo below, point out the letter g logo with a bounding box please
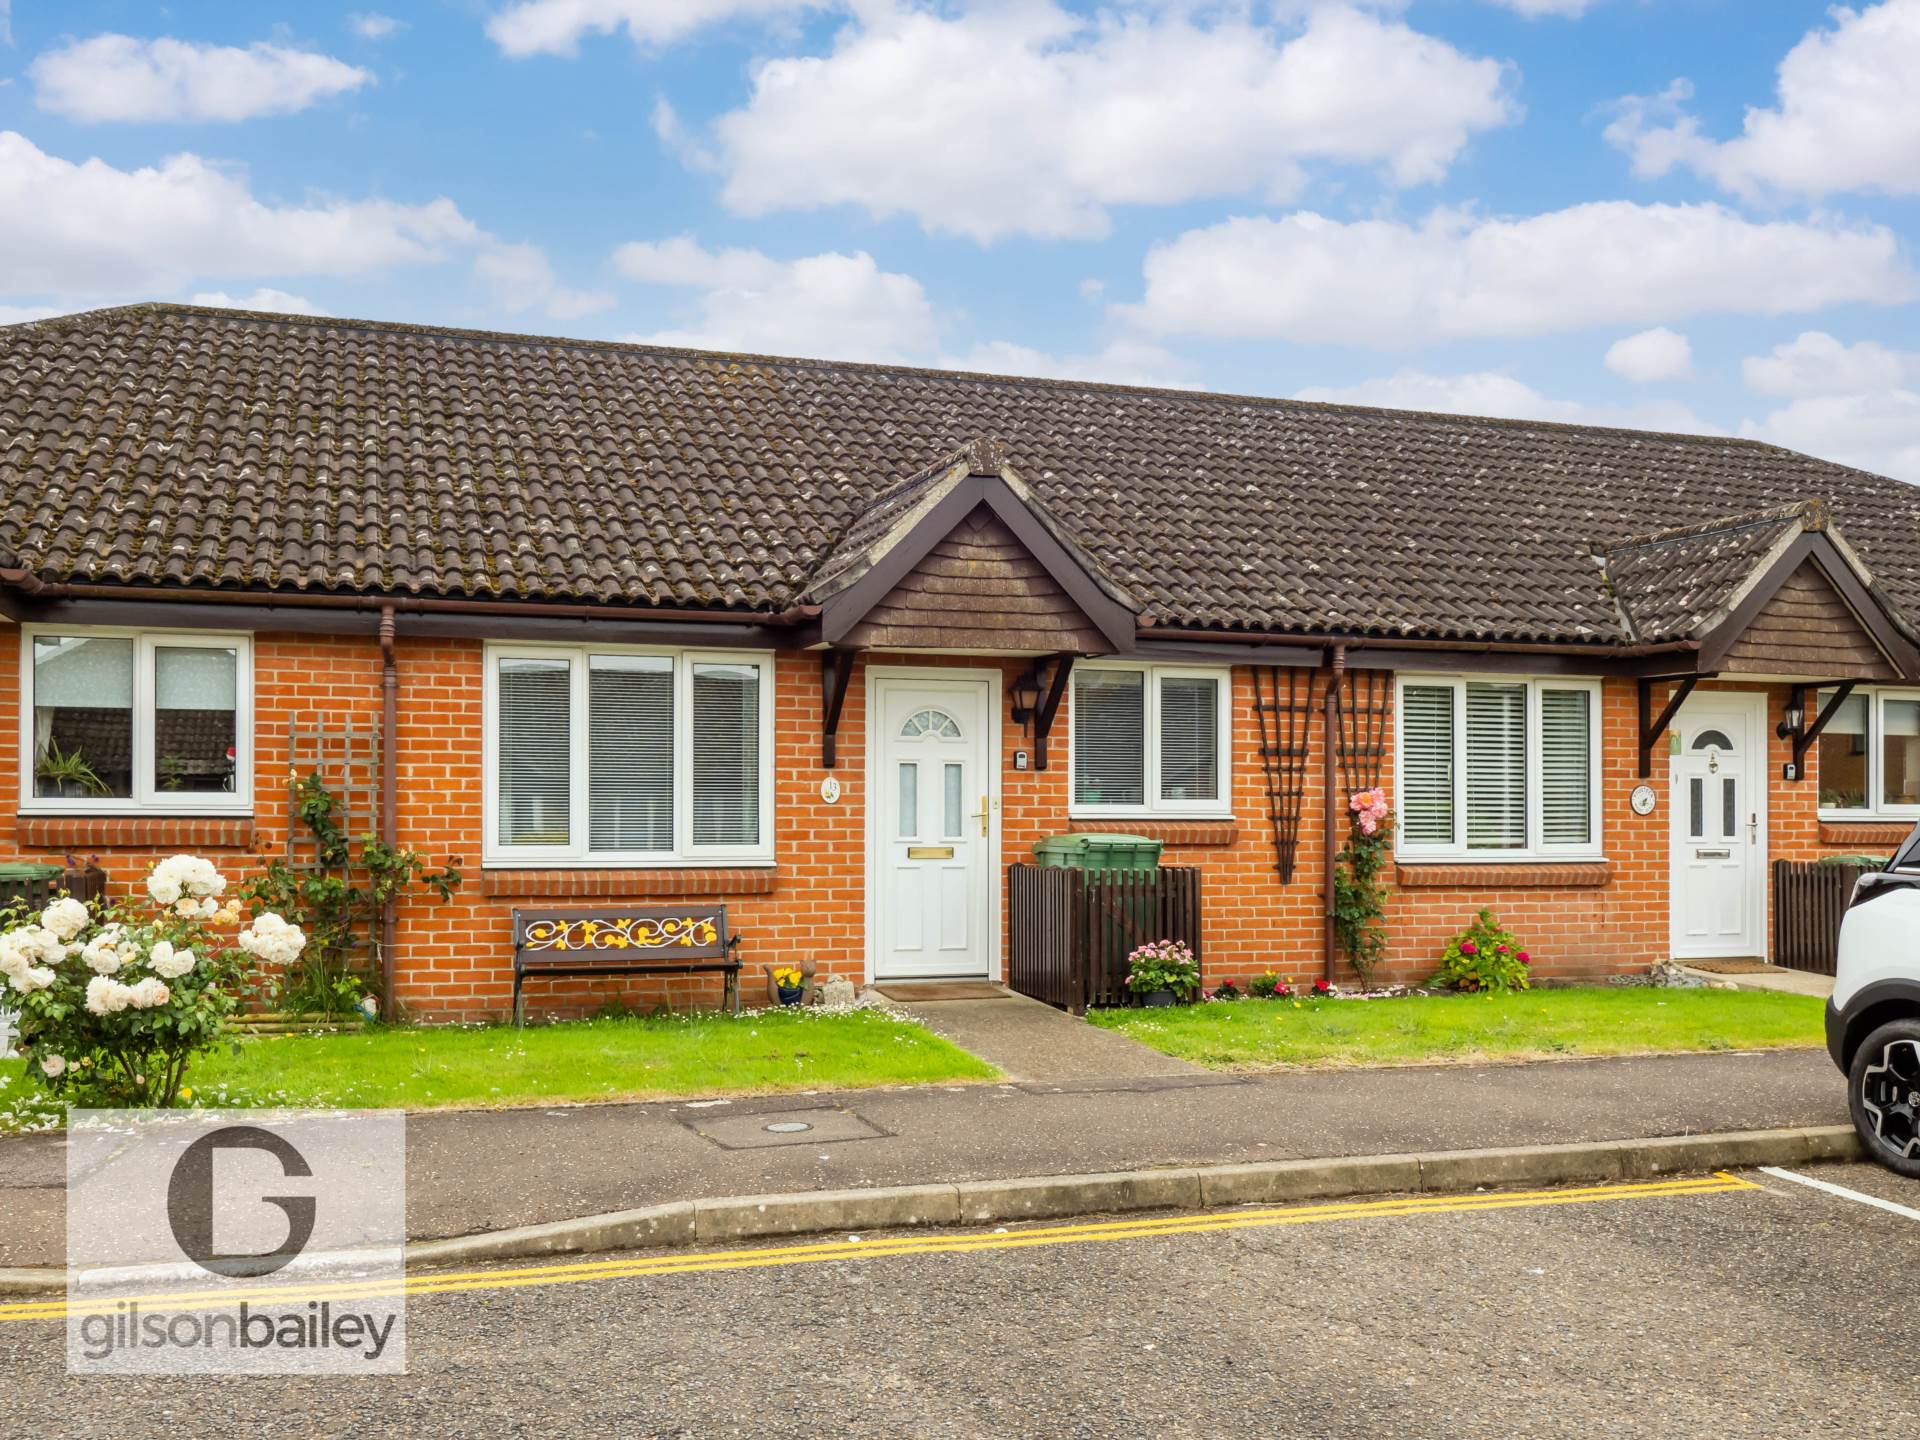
[167,1126,317,1278]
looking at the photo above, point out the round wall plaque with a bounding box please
[1630,783,1656,816]
[820,777,842,804]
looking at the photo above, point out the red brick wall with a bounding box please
[0,627,1885,1018]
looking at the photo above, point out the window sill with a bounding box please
[1817,820,1912,847]
[481,867,781,898]
[1069,819,1239,847]
[16,815,258,850]
[1394,860,1613,889]
[1066,809,1233,825]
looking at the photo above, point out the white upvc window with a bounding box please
[1815,687,1920,817]
[1068,662,1231,819]
[1395,675,1603,861]
[19,627,253,815]
[482,643,775,866]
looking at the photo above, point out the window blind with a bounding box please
[1074,670,1146,806]
[1539,687,1592,846]
[1399,684,1455,846]
[588,655,673,851]
[1158,676,1219,802]
[497,657,572,847]
[1464,682,1526,850]
[692,663,761,846]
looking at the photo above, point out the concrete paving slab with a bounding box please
[890,990,1207,1081]
[1678,964,1834,997]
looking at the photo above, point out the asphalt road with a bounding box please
[6,1162,1917,1438]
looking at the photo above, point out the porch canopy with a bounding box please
[1599,499,1920,775]
[803,437,1141,767]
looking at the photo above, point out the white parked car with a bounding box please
[1831,828,1920,1177]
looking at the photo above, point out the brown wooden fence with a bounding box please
[1772,859,1880,975]
[1008,865,1203,1013]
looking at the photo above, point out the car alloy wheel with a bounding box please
[1860,1037,1920,1159]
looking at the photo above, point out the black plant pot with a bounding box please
[1143,988,1177,1008]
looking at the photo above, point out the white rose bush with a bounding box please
[2,855,305,1108]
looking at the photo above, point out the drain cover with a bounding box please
[684,1106,886,1150]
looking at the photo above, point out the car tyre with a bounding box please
[1848,1018,1920,1179]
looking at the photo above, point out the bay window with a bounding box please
[1817,688,1920,815]
[21,628,250,813]
[484,645,773,864]
[1396,676,1601,859]
[1069,664,1230,817]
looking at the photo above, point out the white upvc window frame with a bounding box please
[1393,673,1605,863]
[1815,685,1920,819]
[481,641,776,868]
[18,625,254,817]
[1066,660,1233,820]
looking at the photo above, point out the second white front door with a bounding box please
[873,675,995,979]
[1669,693,1767,959]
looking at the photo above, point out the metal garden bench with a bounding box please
[510,905,743,1026]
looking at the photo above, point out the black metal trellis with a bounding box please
[1334,669,1393,798]
[1252,666,1317,882]
[285,715,384,971]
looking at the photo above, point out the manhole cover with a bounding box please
[684,1106,887,1150]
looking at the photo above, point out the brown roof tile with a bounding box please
[4,302,1920,645]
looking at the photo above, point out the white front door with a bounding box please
[1668,693,1767,959]
[871,674,996,980]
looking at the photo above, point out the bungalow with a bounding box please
[3,303,1919,1020]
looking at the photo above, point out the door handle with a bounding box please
[979,795,988,837]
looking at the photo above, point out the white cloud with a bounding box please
[1124,203,1912,347]
[189,288,327,315]
[487,0,822,57]
[0,131,481,296]
[1604,326,1692,384]
[1606,0,1920,199]
[31,35,371,124]
[702,1,1513,242]
[1738,331,1920,481]
[1743,330,1916,399]
[1743,392,1920,482]
[0,131,606,322]
[1486,0,1596,15]
[943,338,1197,391]
[475,242,615,319]
[1295,369,1712,433]
[349,13,406,41]
[614,236,936,361]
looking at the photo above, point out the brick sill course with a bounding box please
[1068,819,1239,847]
[16,815,257,850]
[1395,862,1613,890]
[1818,821,1910,847]
[481,868,780,899]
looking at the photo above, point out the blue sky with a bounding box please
[1,1,1917,479]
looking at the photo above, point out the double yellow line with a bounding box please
[1,1171,1757,1323]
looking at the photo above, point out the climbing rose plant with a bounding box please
[1331,788,1393,983]
[1434,907,1532,994]
[2,855,305,1107]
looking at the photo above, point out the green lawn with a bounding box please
[0,1009,997,1127]
[1088,987,1825,1070]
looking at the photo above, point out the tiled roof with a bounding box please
[1599,504,1810,642]
[5,302,1920,645]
